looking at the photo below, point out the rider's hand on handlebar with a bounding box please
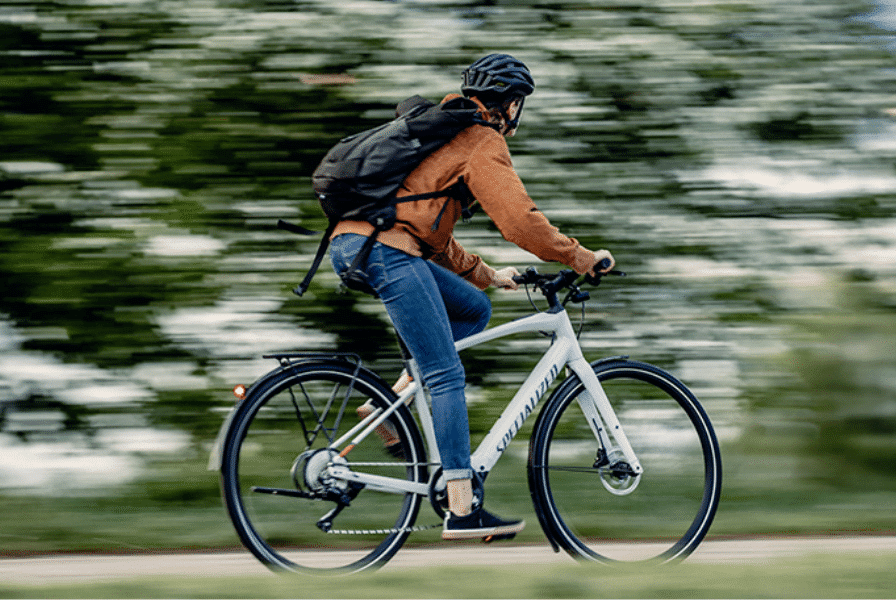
[491,266,521,290]
[592,250,615,275]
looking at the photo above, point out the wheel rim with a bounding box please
[221,367,426,573]
[533,364,721,563]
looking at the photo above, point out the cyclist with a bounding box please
[329,53,615,541]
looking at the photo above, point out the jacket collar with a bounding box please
[442,93,491,114]
[441,93,502,132]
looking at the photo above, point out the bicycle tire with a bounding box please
[219,359,428,574]
[528,358,722,563]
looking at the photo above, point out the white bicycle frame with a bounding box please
[327,304,643,496]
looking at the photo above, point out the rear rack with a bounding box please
[264,352,362,366]
[265,353,366,392]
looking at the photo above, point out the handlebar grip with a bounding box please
[597,257,613,271]
[512,266,540,285]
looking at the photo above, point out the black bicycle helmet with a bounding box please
[461,53,535,101]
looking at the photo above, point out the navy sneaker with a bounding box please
[442,507,525,541]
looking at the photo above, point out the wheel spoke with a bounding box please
[536,465,602,474]
[528,360,721,563]
[220,362,427,574]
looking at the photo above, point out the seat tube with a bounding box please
[405,358,441,466]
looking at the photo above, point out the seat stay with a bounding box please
[329,405,386,451]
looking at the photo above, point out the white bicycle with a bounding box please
[211,267,722,574]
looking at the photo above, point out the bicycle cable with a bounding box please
[522,281,540,313]
[520,282,554,339]
[521,280,588,340]
[576,298,586,339]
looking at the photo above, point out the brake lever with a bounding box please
[565,288,590,304]
[583,269,625,287]
[512,266,550,289]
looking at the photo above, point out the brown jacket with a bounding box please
[332,94,597,289]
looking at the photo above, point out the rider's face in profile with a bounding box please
[503,98,522,137]
[484,97,523,137]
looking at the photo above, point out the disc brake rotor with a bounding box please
[598,450,641,496]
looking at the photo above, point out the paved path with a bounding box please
[1,536,895,585]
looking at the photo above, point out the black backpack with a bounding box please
[283,95,488,296]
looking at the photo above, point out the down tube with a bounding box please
[470,340,573,475]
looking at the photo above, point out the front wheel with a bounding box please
[528,359,722,563]
[219,359,428,574]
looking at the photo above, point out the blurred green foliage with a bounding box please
[1,0,896,554]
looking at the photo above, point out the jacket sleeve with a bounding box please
[429,236,496,290]
[464,134,597,275]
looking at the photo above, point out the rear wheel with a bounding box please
[528,359,721,563]
[220,359,428,574]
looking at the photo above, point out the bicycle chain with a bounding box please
[325,522,443,535]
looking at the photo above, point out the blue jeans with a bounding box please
[329,234,491,480]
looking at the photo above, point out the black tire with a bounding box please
[219,359,427,574]
[528,359,722,563]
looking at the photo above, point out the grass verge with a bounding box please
[1,551,895,599]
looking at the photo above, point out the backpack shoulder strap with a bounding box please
[290,219,337,297]
[425,176,477,232]
[396,95,434,117]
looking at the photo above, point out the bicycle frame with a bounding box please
[328,305,643,496]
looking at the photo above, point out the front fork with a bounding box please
[567,358,643,493]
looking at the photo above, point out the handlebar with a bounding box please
[511,262,625,310]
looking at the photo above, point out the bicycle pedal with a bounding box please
[482,532,517,544]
